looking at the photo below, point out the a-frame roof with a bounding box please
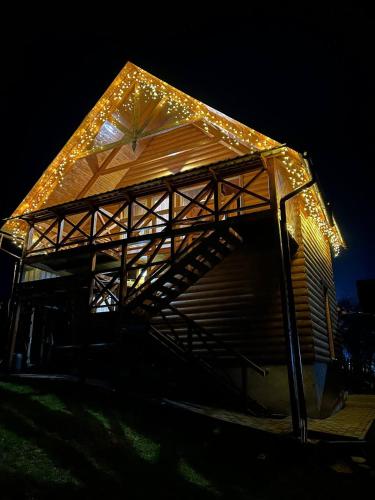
[4,62,344,254]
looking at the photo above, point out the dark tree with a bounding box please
[338,302,375,391]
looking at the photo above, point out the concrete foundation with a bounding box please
[230,361,345,418]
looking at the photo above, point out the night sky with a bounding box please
[0,5,374,301]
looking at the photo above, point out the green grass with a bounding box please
[0,425,78,484]
[0,379,374,500]
[120,421,160,463]
[30,393,70,414]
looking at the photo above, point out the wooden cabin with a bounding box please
[1,62,345,434]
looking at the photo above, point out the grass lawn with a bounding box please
[0,378,374,499]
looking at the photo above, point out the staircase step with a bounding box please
[174,268,199,281]
[167,276,190,286]
[221,230,242,246]
[191,259,212,273]
[203,254,222,267]
[160,284,180,295]
[126,226,244,326]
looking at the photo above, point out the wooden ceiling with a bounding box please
[11,62,277,216]
[47,121,245,207]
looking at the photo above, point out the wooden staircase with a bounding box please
[123,226,270,415]
[127,227,243,317]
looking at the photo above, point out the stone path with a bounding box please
[164,394,375,440]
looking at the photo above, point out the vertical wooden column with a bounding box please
[87,210,98,313]
[79,210,98,381]
[26,306,35,367]
[118,242,128,308]
[167,184,175,262]
[56,217,64,250]
[127,199,133,239]
[8,222,34,368]
[210,169,219,222]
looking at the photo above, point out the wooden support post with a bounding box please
[210,170,219,222]
[8,223,33,369]
[56,218,64,250]
[8,304,21,369]
[213,181,219,222]
[119,243,128,307]
[88,250,97,313]
[26,307,35,367]
[79,249,97,382]
[90,210,97,242]
[127,200,133,239]
[116,242,128,353]
[165,182,175,262]
[26,224,34,252]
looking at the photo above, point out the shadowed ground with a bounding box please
[0,379,374,499]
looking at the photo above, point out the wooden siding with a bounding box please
[273,158,316,361]
[23,267,58,282]
[298,212,338,361]
[272,158,339,362]
[159,226,317,365]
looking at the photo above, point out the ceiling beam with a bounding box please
[86,154,100,175]
[193,121,250,156]
[75,147,123,200]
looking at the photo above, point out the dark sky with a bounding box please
[0,5,374,301]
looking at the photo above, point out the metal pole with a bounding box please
[266,154,315,443]
[278,159,315,443]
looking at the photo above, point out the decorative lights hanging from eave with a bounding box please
[279,148,342,256]
[14,67,271,213]
[6,64,276,240]
[6,64,343,256]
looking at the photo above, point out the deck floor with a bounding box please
[164,394,375,440]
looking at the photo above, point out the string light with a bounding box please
[5,63,343,255]
[279,148,341,256]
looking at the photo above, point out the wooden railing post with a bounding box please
[127,199,133,239]
[56,217,64,251]
[90,210,97,243]
[119,242,128,308]
[210,169,219,222]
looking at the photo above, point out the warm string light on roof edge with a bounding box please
[6,63,342,255]
[279,149,341,256]
[11,65,276,215]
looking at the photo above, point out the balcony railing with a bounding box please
[21,156,271,258]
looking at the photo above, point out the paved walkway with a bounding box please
[164,394,375,440]
[309,395,375,438]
